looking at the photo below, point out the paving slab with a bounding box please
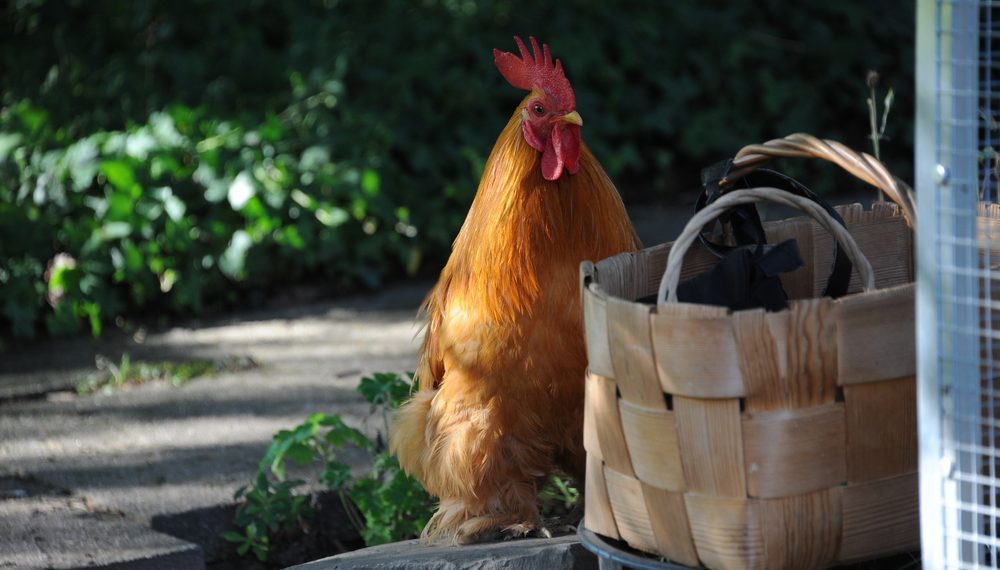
[289,535,598,570]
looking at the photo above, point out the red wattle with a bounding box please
[541,124,581,180]
[541,129,563,181]
[560,124,581,175]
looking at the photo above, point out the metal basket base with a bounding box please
[577,525,921,570]
[577,526,695,570]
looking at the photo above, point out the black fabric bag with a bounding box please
[675,238,803,311]
[670,160,853,311]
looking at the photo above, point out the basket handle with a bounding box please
[724,133,916,227]
[657,187,875,306]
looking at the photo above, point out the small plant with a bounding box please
[226,371,434,562]
[866,70,895,202]
[228,371,584,562]
[225,474,312,561]
[76,353,257,395]
[538,474,581,519]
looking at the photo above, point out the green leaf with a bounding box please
[315,206,349,227]
[361,169,380,197]
[267,442,292,480]
[121,240,143,273]
[160,190,186,221]
[290,189,315,210]
[228,171,256,210]
[81,302,102,336]
[321,461,352,489]
[65,138,99,191]
[358,372,412,409]
[105,191,136,221]
[100,160,137,192]
[285,442,314,465]
[222,531,246,543]
[300,146,330,170]
[323,421,371,451]
[219,230,253,279]
[101,221,131,240]
[279,226,305,249]
[252,544,268,562]
[0,133,24,163]
[17,104,48,133]
[125,130,156,160]
[204,180,228,203]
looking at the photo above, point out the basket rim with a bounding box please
[584,267,915,314]
[581,201,913,314]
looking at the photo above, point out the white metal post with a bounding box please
[917,0,984,567]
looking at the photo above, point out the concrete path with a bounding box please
[0,282,429,568]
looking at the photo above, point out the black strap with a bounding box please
[696,161,853,299]
[698,160,767,252]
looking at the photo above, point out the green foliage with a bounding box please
[357,372,413,411]
[224,475,311,562]
[350,452,433,546]
[538,474,581,519]
[0,95,426,338]
[0,1,914,338]
[228,372,434,562]
[229,370,584,561]
[75,353,257,395]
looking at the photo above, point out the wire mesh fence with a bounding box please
[918,1,1000,567]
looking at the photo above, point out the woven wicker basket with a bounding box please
[580,134,920,569]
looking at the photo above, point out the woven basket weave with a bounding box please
[580,134,920,569]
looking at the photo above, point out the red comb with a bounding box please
[493,36,575,110]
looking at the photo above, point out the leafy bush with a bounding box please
[1,93,428,337]
[0,1,914,338]
[227,372,434,562]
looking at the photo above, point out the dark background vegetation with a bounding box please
[0,0,914,340]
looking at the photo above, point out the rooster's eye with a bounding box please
[533,104,545,115]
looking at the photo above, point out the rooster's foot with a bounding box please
[500,521,552,540]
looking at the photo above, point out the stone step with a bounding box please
[289,535,598,570]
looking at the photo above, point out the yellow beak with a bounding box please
[562,111,583,126]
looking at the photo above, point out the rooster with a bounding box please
[390,36,640,544]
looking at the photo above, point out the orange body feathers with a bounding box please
[390,38,639,544]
